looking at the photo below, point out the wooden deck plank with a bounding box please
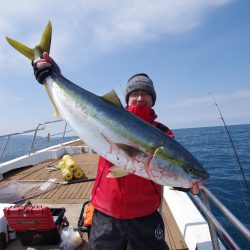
[41,183,61,199]
[60,181,79,199]
[1,147,188,250]
[80,182,93,199]
[80,182,94,199]
[162,200,188,250]
[66,183,82,199]
[48,184,69,199]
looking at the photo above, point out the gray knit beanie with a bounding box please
[125,73,156,106]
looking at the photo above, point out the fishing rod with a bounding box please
[209,92,250,196]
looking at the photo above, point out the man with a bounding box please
[89,73,173,250]
[33,54,199,250]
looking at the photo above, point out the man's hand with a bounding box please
[191,182,201,195]
[33,52,52,68]
[32,52,60,84]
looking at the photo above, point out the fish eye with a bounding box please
[187,168,193,174]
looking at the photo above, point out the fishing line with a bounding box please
[209,92,250,196]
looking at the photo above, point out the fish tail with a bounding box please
[6,21,52,60]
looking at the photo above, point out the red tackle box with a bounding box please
[3,205,67,246]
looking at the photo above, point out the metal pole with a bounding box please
[0,119,64,159]
[28,123,45,155]
[202,186,250,241]
[0,136,11,161]
[61,122,67,145]
[192,194,240,250]
[201,190,221,250]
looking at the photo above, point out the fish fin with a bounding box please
[38,21,52,55]
[115,143,147,158]
[107,166,129,178]
[101,89,123,107]
[53,111,61,118]
[44,84,61,117]
[153,146,164,158]
[152,146,176,163]
[6,21,52,60]
[152,146,186,167]
[6,37,35,60]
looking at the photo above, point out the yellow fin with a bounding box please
[53,111,61,118]
[44,84,61,117]
[101,89,123,107]
[6,37,34,60]
[6,21,52,60]
[39,21,52,55]
[153,146,164,158]
[152,146,186,168]
[107,166,129,178]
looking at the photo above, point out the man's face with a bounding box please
[128,90,153,107]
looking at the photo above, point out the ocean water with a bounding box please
[0,124,250,248]
[173,124,250,249]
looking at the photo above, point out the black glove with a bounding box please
[32,60,61,84]
[171,187,190,192]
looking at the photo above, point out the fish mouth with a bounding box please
[192,165,209,180]
[191,176,208,188]
[188,171,209,189]
[199,172,209,181]
[202,171,209,180]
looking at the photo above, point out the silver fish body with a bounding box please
[6,21,209,188]
[46,72,209,188]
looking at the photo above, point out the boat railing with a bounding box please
[191,186,250,250]
[0,120,76,162]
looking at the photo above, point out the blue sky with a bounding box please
[0,0,249,135]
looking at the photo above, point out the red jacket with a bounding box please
[91,105,174,219]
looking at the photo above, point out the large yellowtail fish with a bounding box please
[6,22,209,188]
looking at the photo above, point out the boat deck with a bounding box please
[0,142,188,250]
